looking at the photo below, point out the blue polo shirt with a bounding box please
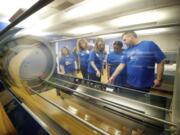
[59,54,76,73]
[78,50,89,68]
[107,52,127,86]
[88,51,106,74]
[122,41,166,89]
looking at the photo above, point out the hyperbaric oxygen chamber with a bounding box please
[1,36,56,90]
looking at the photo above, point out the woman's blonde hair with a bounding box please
[94,38,105,52]
[76,38,88,52]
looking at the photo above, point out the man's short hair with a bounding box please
[122,31,138,38]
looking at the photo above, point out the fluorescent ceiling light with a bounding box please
[66,25,103,35]
[135,28,168,35]
[97,33,122,39]
[109,10,166,27]
[16,29,51,37]
[64,0,132,19]
[17,12,53,29]
[0,0,38,17]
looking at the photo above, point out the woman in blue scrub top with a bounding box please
[76,38,89,79]
[88,38,106,82]
[59,47,76,76]
[107,41,126,86]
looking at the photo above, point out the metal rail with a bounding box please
[28,87,110,135]
[53,77,172,113]
[44,79,177,127]
[53,73,172,98]
[53,77,144,113]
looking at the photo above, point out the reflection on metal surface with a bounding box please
[45,77,175,128]
[67,106,78,115]
[29,87,110,135]
[84,114,90,121]
[54,76,171,113]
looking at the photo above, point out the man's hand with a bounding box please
[96,70,101,77]
[107,63,125,84]
[155,60,164,87]
[108,76,115,84]
[154,79,161,87]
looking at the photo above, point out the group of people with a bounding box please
[59,31,166,92]
[59,38,106,81]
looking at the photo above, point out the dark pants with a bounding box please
[80,67,88,79]
[88,73,101,82]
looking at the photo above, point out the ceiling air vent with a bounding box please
[56,1,74,11]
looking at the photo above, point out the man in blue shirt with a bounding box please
[108,31,165,91]
[107,41,126,86]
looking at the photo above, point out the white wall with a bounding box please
[139,33,180,53]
